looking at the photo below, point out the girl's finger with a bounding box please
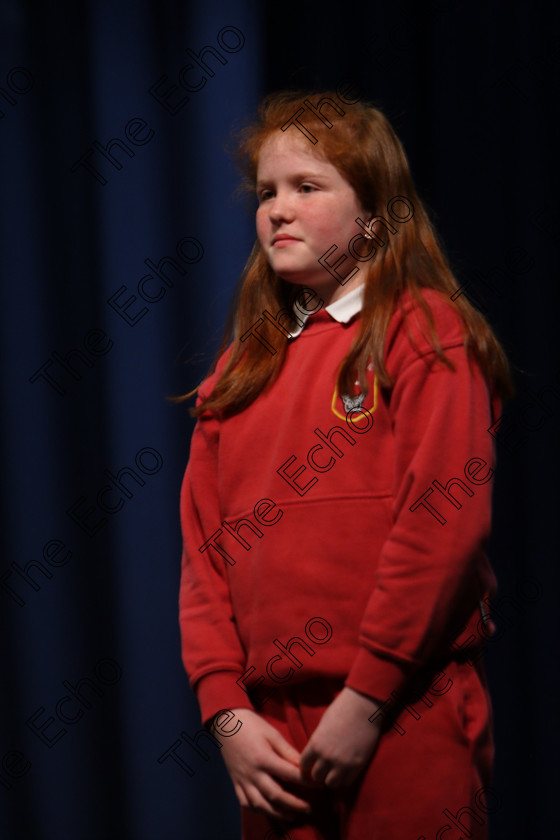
[309,757,331,786]
[245,786,279,817]
[323,766,344,788]
[233,782,250,808]
[299,745,319,776]
[258,776,313,816]
[267,752,323,787]
[268,729,302,764]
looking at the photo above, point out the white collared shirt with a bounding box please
[289,283,365,339]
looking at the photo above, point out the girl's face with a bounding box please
[255,131,368,303]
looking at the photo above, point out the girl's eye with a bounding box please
[257,184,316,202]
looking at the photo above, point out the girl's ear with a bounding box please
[356,214,375,239]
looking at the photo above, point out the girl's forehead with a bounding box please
[256,131,330,173]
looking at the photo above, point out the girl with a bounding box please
[178,90,512,840]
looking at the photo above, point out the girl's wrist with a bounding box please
[343,685,383,713]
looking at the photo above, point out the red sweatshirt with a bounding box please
[179,289,500,725]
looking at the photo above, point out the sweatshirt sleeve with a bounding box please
[345,291,500,703]
[179,356,257,725]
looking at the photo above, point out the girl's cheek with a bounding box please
[255,212,268,241]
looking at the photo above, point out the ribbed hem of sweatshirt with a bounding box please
[195,670,257,727]
[344,646,413,704]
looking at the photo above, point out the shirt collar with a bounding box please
[289,283,365,339]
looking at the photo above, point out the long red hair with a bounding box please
[184,90,513,417]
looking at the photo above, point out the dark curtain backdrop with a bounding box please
[1,1,557,838]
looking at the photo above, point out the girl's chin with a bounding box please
[278,278,332,292]
[270,263,325,286]
[275,271,334,289]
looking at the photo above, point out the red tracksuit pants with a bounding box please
[240,660,495,840]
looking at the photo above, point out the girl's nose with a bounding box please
[269,191,295,223]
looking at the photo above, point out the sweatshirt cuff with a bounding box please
[344,646,414,703]
[195,671,257,727]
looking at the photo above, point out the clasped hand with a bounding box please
[213,687,381,821]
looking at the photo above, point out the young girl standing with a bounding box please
[178,90,512,840]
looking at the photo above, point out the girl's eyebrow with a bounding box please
[256,171,327,188]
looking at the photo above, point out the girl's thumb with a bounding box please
[269,729,301,764]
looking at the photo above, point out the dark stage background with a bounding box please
[1,1,558,837]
